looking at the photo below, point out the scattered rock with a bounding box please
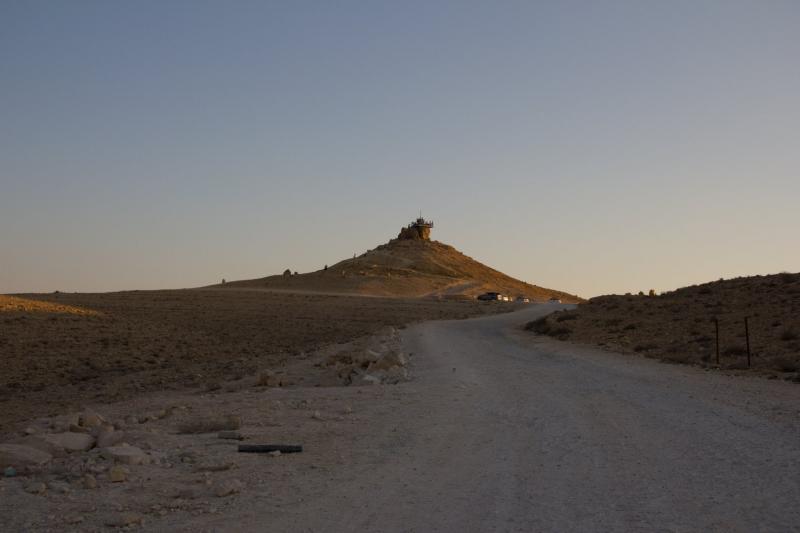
[369,350,408,372]
[41,432,95,452]
[108,465,128,483]
[84,473,98,489]
[64,514,84,525]
[195,462,234,472]
[311,411,324,421]
[0,443,52,470]
[24,482,47,495]
[177,415,241,434]
[214,479,243,497]
[10,435,66,458]
[47,480,71,494]
[358,374,381,386]
[79,409,106,428]
[105,512,142,528]
[95,426,125,448]
[217,430,243,440]
[257,370,283,387]
[4,466,16,477]
[268,450,281,457]
[102,445,150,465]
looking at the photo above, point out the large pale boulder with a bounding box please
[102,445,150,465]
[0,444,52,470]
[41,432,95,452]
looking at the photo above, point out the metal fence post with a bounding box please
[745,316,751,368]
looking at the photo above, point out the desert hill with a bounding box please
[527,272,800,378]
[216,220,582,302]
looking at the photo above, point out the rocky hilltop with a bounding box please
[217,219,581,302]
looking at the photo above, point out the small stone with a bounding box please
[268,450,281,457]
[105,512,142,527]
[217,430,243,440]
[47,480,71,494]
[41,432,95,452]
[24,482,47,495]
[84,474,98,489]
[370,350,408,371]
[65,514,84,525]
[108,465,128,482]
[257,370,283,387]
[311,411,324,421]
[195,462,233,472]
[214,479,243,497]
[4,466,16,477]
[79,409,105,428]
[95,426,124,448]
[102,445,150,465]
[359,374,381,386]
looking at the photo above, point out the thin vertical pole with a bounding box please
[745,316,751,368]
[714,318,720,366]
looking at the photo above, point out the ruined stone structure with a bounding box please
[398,216,433,241]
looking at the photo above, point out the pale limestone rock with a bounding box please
[41,432,95,452]
[214,479,243,497]
[0,443,52,470]
[102,445,149,465]
[108,465,128,482]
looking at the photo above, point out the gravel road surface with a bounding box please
[189,304,800,532]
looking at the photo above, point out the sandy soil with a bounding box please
[525,272,800,379]
[0,291,514,431]
[1,305,798,532]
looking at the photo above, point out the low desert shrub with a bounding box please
[772,356,799,373]
[556,311,579,322]
[780,327,799,341]
[633,342,659,352]
[549,326,572,339]
[525,317,551,334]
[722,345,748,356]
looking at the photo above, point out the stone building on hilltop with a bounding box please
[398,216,434,241]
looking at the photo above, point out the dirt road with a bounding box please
[185,304,800,532]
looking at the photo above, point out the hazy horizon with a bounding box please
[2,1,799,298]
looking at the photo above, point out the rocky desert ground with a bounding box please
[0,291,514,431]
[0,290,523,531]
[526,272,800,380]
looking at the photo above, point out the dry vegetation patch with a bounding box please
[526,273,800,380]
[0,295,100,316]
[0,289,511,428]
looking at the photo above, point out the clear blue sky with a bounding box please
[2,1,798,297]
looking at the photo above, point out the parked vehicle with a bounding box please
[516,296,530,303]
[548,297,562,303]
[477,292,506,301]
